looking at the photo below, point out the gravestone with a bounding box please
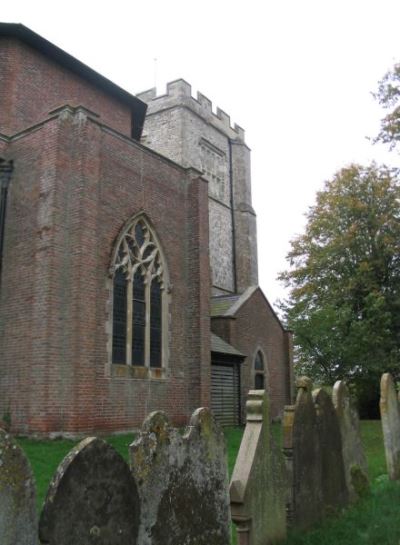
[313,388,348,514]
[282,377,322,530]
[0,429,38,545]
[130,408,230,545]
[332,380,369,501]
[39,437,140,545]
[230,390,286,545]
[380,373,400,480]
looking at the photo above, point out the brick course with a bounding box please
[211,289,292,419]
[0,27,293,434]
[0,37,132,137]
[0,52,210,433]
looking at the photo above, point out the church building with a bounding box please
[0,23,293,435]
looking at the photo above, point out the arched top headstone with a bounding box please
[332,380,369,501]
[0,429,38,545]
[332,380,351,417]
[39,437,140,545]
[380,373,400,480]
[380,373,399,415]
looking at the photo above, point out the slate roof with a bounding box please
[210,295,240,317]
[210,333,244,357]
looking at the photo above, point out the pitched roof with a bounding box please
[210,294,240,317]
[0,23,147,140]
[211,286,258,317]
[211,286,290,334]
[211,333,244,357]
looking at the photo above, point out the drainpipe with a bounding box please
[228,139,237,294]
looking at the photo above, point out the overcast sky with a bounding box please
[2,0,400,307]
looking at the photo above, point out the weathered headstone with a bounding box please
[230,390,286,545]
[130,408,230,545]
[312,388,348,514]
[0,429,38,545]
[332,380,369,501]
[39,437,140,545]
[380,372,400,480]
[282,377,322,530]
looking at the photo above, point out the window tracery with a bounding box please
[110,216,166,369]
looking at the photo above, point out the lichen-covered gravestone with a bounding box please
[39,437,140,545]
[130,408,230,545]
[312,388,348,514]
[332,380,369,501]
[283,377,322,530]
[380,373,400,480]
[0,429,38,545]
[230,390,286,545]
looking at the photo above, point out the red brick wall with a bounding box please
[0,107,210,434]
[211,289,292,420]
[0,38,132,137]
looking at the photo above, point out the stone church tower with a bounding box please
[138,80,258,295]
[0,24,292,434]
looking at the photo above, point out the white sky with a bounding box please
[2,0,400,307]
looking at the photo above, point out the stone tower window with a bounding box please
[254,351,265,390]
[110,216,167,371]
[199,139,227,203]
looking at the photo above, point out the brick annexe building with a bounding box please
[0,23,293,435]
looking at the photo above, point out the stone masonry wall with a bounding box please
[138,79,258,294]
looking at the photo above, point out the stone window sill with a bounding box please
[111,364,166,380]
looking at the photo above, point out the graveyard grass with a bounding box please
[18,421,400,545]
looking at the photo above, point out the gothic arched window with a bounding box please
[110,216,167,369]
[254,351,265,390]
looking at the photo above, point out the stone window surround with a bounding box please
[105,213,170,380]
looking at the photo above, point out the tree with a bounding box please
[279,164,400,412]
[374,62,400,150]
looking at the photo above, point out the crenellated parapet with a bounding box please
[137,79,245,142]
[137,78,257,294]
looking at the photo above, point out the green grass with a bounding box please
[17,421,400,545]
[284,420,400,545]
[17,433,135,509]
[224,426,245,477]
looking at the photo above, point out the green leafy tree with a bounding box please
[279,164,400,411]
[374,62,400,150]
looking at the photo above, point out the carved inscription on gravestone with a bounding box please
[380,373,400,480]
[283,377,322,530]
[313,388,348,514]
[39,437,140,545]
[332,380,369,501]
[230,390,286,545]
[130,408,230,545]
[0,429,38,545]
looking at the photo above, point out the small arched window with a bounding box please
[110,216,167,369]
[254,351,265,390]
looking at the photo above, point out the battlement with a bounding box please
[137,79,245,142]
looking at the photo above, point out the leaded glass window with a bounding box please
[110,216,167,369]
[132,271,145,366]
[254,351,265,390]
[112,268,127,364]
[150,279,162,368]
